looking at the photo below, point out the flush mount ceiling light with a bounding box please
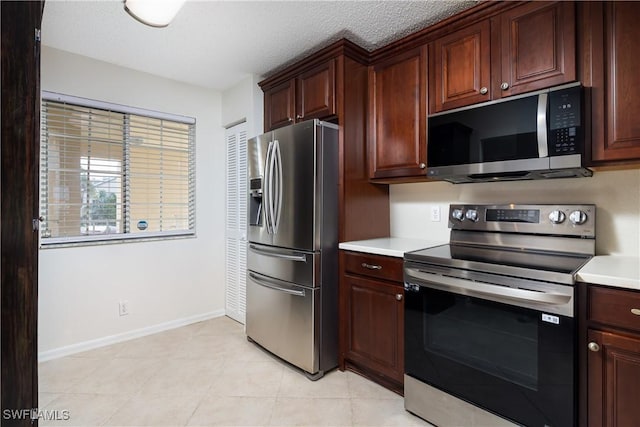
[124,0,186,28]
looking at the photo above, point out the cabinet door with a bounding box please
[342,274,404,384]
[296,59,335,122]
[587,329,640,427]
[586,2,640,162]
[496,1,575,98]
[264,79,295,131]
[369,47,427,180]
[430,20,491,113]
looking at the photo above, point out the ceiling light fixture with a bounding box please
[124,0,186,28]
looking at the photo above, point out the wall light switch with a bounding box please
[431,205,441,222]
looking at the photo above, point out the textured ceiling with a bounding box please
[41,0,476,91]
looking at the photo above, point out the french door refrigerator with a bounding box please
[246,119,338,379]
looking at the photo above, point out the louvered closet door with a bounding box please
[225,123,247,324]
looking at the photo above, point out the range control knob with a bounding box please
[569,210,588,225]
[548,210,566,224]
[451,209,465,221]
[465,209,479,222]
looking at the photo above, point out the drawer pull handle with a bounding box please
[396,294,403,301]
[588,342,600,352]
[361,263,382,270]
[632,308,640,316]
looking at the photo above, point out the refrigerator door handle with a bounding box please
[273,140,283,234]
[248,244,308,262]
[248,272,306,297]
[264,141,274,234]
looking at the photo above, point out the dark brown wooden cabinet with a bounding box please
[580,1,640,164]
[368,47,428,180]
[339,251,404,394]
[264,79,296,131]
[581,284,640,427]
[430,1,576,113]
[430,20,491,112]
[263,59,336,131]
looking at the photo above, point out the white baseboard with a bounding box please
[38,309,225,362]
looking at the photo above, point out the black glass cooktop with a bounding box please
[405,244,591,284]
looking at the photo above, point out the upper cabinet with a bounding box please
[368,47,428,180]
[430,20,491,112]
[581,2,640,163]
[263,59,336,131]
[430,1,576,113]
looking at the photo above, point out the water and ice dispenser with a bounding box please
[248,177,262,226]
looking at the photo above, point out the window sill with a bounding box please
[39,231,196,249]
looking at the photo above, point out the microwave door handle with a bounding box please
[537,92,549,158]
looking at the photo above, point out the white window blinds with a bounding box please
[40,92,196,246]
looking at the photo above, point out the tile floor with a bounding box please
[39,316,433,427]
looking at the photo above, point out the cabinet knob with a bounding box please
[396,294,403,301]
[479,87,488,95]
[419,163,426,169]
[288,117,293,122]
[588,342,600,352]
[296,114,303,120]
[500,82,510,90]
[631,308,640,316]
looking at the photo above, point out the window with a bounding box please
[40,92,196,246]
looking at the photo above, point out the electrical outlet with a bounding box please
[119,300,129,316]
[431,205,441,222]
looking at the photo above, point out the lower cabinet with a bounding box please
[582,284,640,426]
[339,250,404,394]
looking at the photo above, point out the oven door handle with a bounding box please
[405,268,572,307]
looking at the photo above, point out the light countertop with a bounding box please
[339,237,446,258]
[577,255,640,291]
[340,239,640,292]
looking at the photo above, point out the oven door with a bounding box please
[404,264,576,427]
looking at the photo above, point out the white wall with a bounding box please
[390,169,640,256]
[221,74,264,136]
[39,47,226,357]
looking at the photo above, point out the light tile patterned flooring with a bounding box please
[39,316,433,427]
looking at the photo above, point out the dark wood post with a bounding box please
[1,1,45,425]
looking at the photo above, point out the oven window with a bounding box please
[423,290,538,390]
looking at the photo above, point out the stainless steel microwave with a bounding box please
[427,83,592,183]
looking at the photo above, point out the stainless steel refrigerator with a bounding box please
[246,119,338,380]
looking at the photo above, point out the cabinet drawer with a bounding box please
[589,286,640,333]
[343,251,403,282]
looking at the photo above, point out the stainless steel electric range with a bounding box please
[403,204,595,427]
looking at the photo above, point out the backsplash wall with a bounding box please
[389,169,640,256]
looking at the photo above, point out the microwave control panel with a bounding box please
[548,86,582,156]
